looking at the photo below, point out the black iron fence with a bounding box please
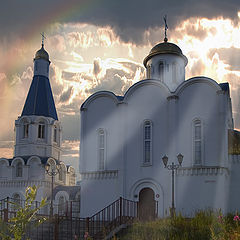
[0,197,138,240]
[86,197,138,239]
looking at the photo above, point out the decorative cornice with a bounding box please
[80,170,118,180]
[0,180,60,188]
[176,166,229,176]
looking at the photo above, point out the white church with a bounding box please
[0,41,80,210]
[79,36,240,218]
[1,31,240,220]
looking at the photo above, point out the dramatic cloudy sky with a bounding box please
[1,0,240,177]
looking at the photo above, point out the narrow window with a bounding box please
[23,122,29,138]
[143,121,152,165]
[98,129,105,170]
[16,162,23,177]
[58,166,63,181]
[172,62,177,83]
[193,120,202,165]
[54,126,57,142]
[147,65,151,78]
[159,62,164,81]
[58,196,65,214]
[38,122,45,139]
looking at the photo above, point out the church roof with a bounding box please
[143,41,188,67]
[21,75,58,120]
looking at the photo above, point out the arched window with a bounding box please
[147,65,151,78]
[143,120,152,165]
[193,119,202,165]
[16,162,23,177]
[38,121,45,139]
[53,126,57,142]
[58,196,65,214]
[172,62,177,83]
[58,166,63,181]
[98,129,105,170]
[159,62,164,81]
[23,122,29,138]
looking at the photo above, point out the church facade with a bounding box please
[79,39,240,218]
[0,42,79,210]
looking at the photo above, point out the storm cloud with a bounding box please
[1,0,240,44]
[208,48,240,71]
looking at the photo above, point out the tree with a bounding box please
[0,185,47,240]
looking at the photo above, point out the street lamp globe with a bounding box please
[177,154,183,166]
[45,163,50,172]
[162,155,168,168]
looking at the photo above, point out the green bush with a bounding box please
[119,210,240,240]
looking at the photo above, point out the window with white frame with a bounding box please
[143,120,152,165]
[193,119,202,165]
[38,122,45,139]
[98,129,105,170]
[16,162,23,177]
[159,62,164,81]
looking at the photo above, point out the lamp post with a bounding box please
[45,163,60,217]
[162,154,183,218]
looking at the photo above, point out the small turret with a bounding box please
[33,33,50,78]
[143,17,188,92]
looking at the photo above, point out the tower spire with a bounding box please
[41,32,46,47]
[163,15,168,42]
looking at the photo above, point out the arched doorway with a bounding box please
[138,188,156,221]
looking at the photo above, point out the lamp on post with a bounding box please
[162,154,183,218]
[45,163,60,217]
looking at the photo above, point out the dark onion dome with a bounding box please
[143,42,188,67]
[34,45,50,62]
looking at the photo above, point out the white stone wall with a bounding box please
[80,76,232,217]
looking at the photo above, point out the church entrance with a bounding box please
[138,187,156,221]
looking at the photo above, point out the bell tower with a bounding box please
[14,38,62,160]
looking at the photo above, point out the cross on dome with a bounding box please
[163,15,168,42]
[41,32,46,47]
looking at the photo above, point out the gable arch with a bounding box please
[0,158,10,166]
[11,157,25,166]
[81,91,121,111]
[55,191,70,202]
[26,156,42,166]
[175,77,222,95]
[19,116,31,125]
[124,79,170,101]
[35,117,50,125]
[129,178,165,217]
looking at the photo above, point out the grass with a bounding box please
[114,211,240,240]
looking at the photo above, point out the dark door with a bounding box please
[138,188,156,221]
